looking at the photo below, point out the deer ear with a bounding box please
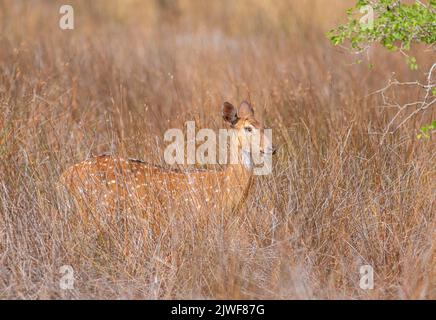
[222,102,238,125]
[238,101,254,119]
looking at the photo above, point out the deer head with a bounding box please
[222,101,276,171]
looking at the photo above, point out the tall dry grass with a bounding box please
[0,0,434,299]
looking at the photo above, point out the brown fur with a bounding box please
[59,101,275,227]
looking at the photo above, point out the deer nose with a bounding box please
[271,146,277,155]
[262,145,277,155]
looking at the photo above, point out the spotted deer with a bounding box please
[60,101,276,224]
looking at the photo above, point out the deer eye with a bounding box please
[244,126,253,132]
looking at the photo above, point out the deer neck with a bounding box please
[221,149,254,210]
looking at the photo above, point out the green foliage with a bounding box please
[417,120,436,139]
[327,0,436,69]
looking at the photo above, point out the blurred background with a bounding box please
[0,0,434,299]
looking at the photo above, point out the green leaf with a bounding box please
[418,120,436,139]
[406,56,418,70]
[420,125,429,133]
[327,0,436,68]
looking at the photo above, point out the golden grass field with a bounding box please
[0,0,434,299]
